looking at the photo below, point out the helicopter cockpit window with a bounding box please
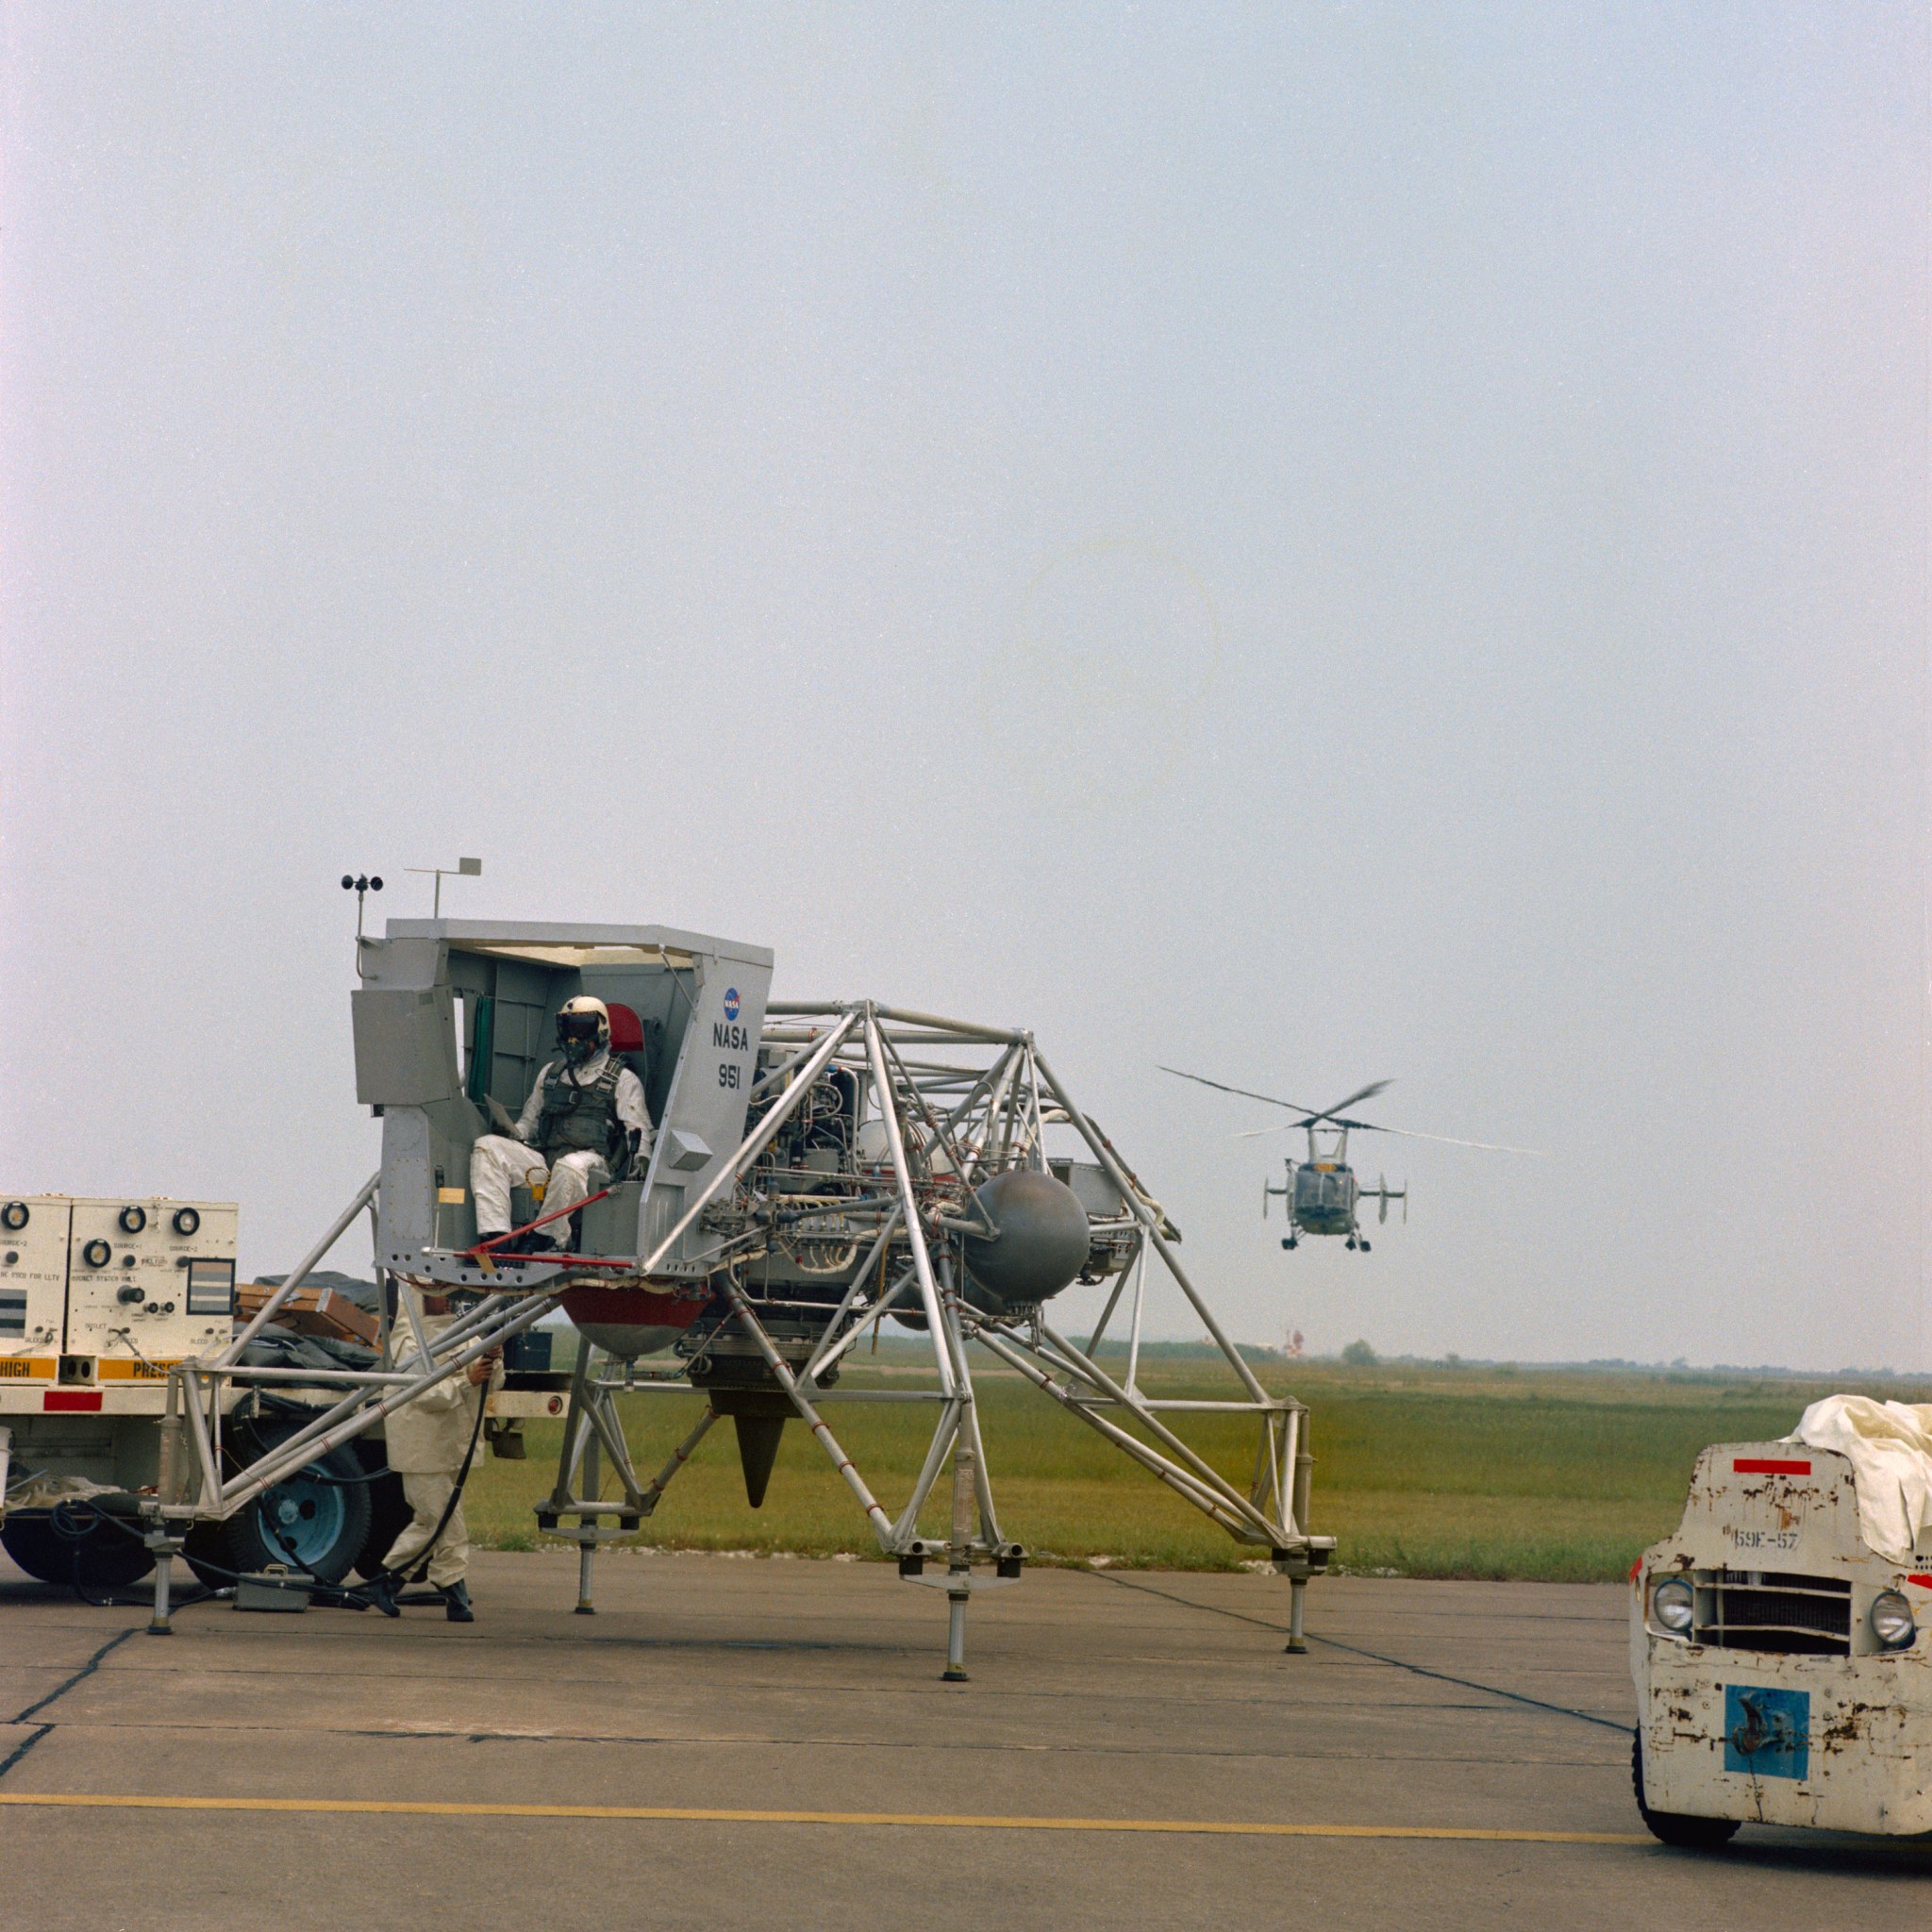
[1296,1169,1343,1211]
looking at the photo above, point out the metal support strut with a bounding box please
[536,1349,649,1613]
[1285,1416,1315,1654]
[575,1423,601,1615]
[942,1441,974,1683]
[145,1533,182,1637]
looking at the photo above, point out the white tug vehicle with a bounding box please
[1632,1417,1932,1845]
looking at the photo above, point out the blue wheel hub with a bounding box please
[256,1467,347,1570]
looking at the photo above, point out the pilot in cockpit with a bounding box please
[469,996,652,1253]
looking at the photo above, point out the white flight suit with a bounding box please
[469,1048,651,1239]
[382,1307,506,1590]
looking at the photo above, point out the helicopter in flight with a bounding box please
[1158,1069,1539,1252]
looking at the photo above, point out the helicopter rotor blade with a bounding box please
[1158,1065,1328,1115]
[1229,1080,1392,1138]
[1302,1080,1391,1128]
[1163,1066,1393,1133]
[1330,1118,1545,1157]
[1165,1064,1542,1156]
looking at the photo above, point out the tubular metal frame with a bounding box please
[143,999,1331,1658]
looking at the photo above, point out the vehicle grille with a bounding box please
[1693,1569,1850,1656]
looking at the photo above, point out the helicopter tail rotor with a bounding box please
[1362,1174,1407,1226]
[1262,1170,1291,1221]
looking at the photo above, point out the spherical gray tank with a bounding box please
[961,1169,1091,1313]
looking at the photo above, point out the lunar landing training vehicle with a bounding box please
[139,920,1332,1671]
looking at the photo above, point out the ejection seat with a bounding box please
[606,1001,646,1080]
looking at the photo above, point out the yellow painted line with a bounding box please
[0,1794,1647,1842]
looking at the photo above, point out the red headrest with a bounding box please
[606,1002,645,1055]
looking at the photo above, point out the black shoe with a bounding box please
[442,1581,475,1624]
[501,1231,563,1257]
[367,1574,401,1620]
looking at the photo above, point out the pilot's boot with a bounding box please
[367,1573,401,1619]
[504,1228,565,1257]
[441,1580,475,1624]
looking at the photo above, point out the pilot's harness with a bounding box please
[536,1055,628,1161]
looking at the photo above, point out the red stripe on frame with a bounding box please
[1907,1574,1932,1590]
[1733,1457,1810,1475]
[43,1390,102,1412]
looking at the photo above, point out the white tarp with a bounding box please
[1787,1395,1932,1560]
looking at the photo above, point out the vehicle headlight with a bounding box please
[1652,1576,1694,1634]
[1871,1590,1917,1650]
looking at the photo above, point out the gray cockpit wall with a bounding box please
[352,921,773,1284]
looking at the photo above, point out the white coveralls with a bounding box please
[382,1307,506,1589]
[468,1048,651,1239]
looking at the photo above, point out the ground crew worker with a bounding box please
[469,995,651,1253]
[372,1292,504,1622]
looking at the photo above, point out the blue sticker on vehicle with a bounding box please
[1724,1685,1808,1780]
[723,987,741,1022]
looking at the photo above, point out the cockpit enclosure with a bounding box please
[353,920,773,1286]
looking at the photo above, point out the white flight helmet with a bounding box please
[556,995,610,1067]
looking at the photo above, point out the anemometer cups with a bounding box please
[341,874,385,893]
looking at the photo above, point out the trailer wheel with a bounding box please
[1632,1731,1740,1849]
[222,1425,372,1586]
[1,1507,156,1591]
[350,1436,411,1580]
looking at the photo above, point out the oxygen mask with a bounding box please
[558,1013,601,1067]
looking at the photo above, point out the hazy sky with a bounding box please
[3,3,1925,1371]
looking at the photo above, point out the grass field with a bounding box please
[462,1353,1925,1583]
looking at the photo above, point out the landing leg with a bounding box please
[944,1587,969,1682]
[146,1534,182,1636]
[538,1356,649,1614]
[941,1440,974,1681]
[1284,1575,1307,1655]
[575,1430,601,1614]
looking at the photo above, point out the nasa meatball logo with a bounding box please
[723,987,741,1022]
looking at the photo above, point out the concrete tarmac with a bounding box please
[1,1549,1924,1929]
